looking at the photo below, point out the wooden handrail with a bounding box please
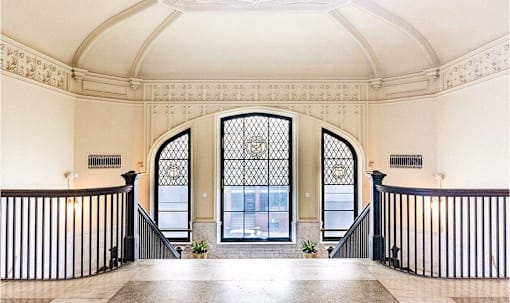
[1,185,133,197]
[138,204,181,259]
[329,203,370,258]
[376,185,509,197]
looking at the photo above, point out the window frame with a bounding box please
[220,113,293,242]
[154,129,191,242]
[321,128,358,242]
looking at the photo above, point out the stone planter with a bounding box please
[302,252,319,259]
[190,252,208,259]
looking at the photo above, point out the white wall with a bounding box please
[1,76,74,188]
[73,99,144,189]
[435,74,509,188]
[368,98,438,187]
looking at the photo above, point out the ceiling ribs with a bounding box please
[329,9,383,78]
[72,0,158,68]
[130,10,183,78]
[353,0,440,67]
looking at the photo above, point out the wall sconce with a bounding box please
[64,171,79,189]
[331,165,346,180]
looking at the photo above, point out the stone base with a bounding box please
[177,222,329,259]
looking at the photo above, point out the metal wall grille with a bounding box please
[155,130,191,242]
[221,113,292,241]
[322,129,358,241]
[389,154,423,169]
[88,155,121,169]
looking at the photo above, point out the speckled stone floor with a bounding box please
[1,259,509,303]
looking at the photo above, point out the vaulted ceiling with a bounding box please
[2,0,508,80]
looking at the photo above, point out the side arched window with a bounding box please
[322,129,358,241]
[155,129,191,241]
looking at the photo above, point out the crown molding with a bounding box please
[1,34,508,104]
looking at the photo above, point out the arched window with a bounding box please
[155,129,191,242]
[221,113,292,242]
[322,129,358,241]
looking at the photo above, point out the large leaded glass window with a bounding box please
[155,129,191,242]
[221,113,292,241]
[322,129,357,241]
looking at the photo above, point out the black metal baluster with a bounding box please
[20,197,24,279]
[496,196,500,278]
[475,196,478,278]
[422,196,425,276]
[64,197,68,279]
[81,195,84,278]
[482,196,485,278]
[12,197,17,279]
[399,193,402,271]
[5,197,10,279]
[116,193,119,266]
[439,196,442,278]
[446,196,449,277]
[103,194,107,271]
[96,195,100,274]
[110,194,114,269]
[393,193,396,268]
[121,193,125,262]
[468,196,471,278]
[414,194,417,275]
[72,196,76,279]
[430,196,433,277]
[89,196,92,276]
[48,197,52,279]
[34,197,38,279]
[489,196,493,278]
[406,195,409,273]
[27,197,31,279]
[453,196,457,277]
[57,198,60,280]
[460,196,463,278]
[504,196,507,278]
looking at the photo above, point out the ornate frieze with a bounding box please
[146,82,366,102]
[0,40,69,90]
[442,40,509,89]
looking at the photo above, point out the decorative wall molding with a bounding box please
[144,81,368,102]
[0,37,70,90]
[1,34,508,103]
[441,38,509,90]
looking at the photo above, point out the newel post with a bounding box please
[369,170,386,261]
[122,170,141,262]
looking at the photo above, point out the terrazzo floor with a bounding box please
[0,259,508,303]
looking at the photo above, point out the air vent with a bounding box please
[88,154,121,169]
[389,154,422,169]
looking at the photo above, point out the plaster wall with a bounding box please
[1,76,74,189]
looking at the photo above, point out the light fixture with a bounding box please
[331,165,345,179]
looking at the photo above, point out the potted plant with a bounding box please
[301,240,319,258]
[190,240,208,259]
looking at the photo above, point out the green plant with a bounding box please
[301,240,318,254]
[191,240,208,254]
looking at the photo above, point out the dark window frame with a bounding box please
[321,128,358,242]
[220,113,293,242]
[154,129,191,242]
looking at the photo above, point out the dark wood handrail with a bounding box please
[1,185,133,197]
[376,185,509,197]
[329,203,370,258]
[138,203,181,259]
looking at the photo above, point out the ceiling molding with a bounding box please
[72,0,158,67]
[130,10,183,78]
[353,0,440,67]
[158,0,352,11]
[329,9,382,78]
